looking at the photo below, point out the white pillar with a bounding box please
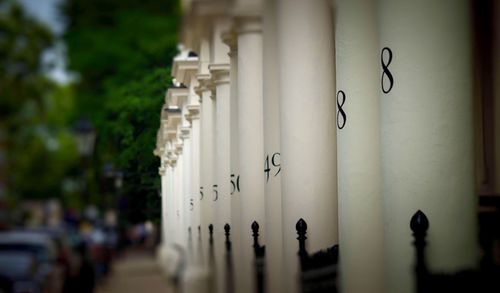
[166,144,176,248]
[187,75,201,255]
[198,37,216,264]
[276,1,338,292]
[187,104,201,250]
[211,65,231,292]
[379,1,477,292]
[182,103,209,293]
[198,77,216,264]
[223,31,243,292]
[165,145,177,275]
[209,18,232,293]
[236,17,266,293]
[174,139,185,248]
[334,0,384,292]
[262,0,283,292]
[160,158,168,247]
[181,127,192,247]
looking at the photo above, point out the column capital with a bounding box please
[167,150,177,167]
[209,63,230,85]
[153,147,162,157]
[186,104,201,121]
[222,30,238,57]
[195,74,215,102]
[194,73,212,96]
[174,142,183,156]
[234,16,262,35]
[180,126,191,140]
[232,0,262,19]
[158,166,166,176]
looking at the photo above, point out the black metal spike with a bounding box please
[296,218,308,258]
[410,210,429,292]
[251,221,260,255]
[410,210,429,234]
[209,224,214,245]
[224,223,231,252]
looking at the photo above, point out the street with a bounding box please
[97,249,173,293]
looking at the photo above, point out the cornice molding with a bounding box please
[172,57,199,85]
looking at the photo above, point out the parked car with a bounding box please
[0,231,64,293]
[0,251,43,293]
[19,227,81,288]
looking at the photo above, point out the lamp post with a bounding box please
[73,117,96,206]
[101,163,123,214]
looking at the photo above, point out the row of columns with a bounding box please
[154,0,478,292]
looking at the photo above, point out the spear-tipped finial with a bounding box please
[410,210,429,234]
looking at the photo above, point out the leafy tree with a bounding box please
[61,0,179,223]
[0,1,53,121]
[1,1,78,206]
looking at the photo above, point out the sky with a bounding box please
[17,0,73,84]
[18,0,65,35]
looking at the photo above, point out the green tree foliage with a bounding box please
[0,1,79,203]
[61,0,179,223]
[0,1,53,124]
[10,86,79,200]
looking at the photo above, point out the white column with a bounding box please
[262,0,283,292]
[198,77,216,264]
[188,104,201,248]
[182,103,209,293]
[379,1,477,292]
[236,17,265,293]
[211,65,231,292]
[165,144,177,275]
[334,0,384,292]
[174,139,185,247]
[160,157,168,247]
[223,31,243,292]
[166,143,176,248]
[187,75,201,251]
[276,1,338,292]
[209,18,231,293]
[181,127,192,247]
[197,37,216,263]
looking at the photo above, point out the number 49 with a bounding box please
[265,152,281,182]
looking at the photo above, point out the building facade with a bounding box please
[154,0,500,292]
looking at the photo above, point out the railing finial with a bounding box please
[296,218,308,258]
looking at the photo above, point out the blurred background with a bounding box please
[0,0,179,292]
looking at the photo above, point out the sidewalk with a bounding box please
[96,248,173,293]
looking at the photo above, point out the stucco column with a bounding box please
[182,103,208,293]
[379,1,477,292]
[166,143,176,248]
[334,0,384,292]
[180,127,191,246]
[211,65,231,292]
[276,1,338,292]
[262,0,283,292]
[208,18,232,293]
[160,155,168,248]
[174,138,185,248]
[164,142,177,275]
[187,104,201,251]
[198,76,216,266]
[197,36,216,266]
[222,30,242,292]
[235,17,266,293]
